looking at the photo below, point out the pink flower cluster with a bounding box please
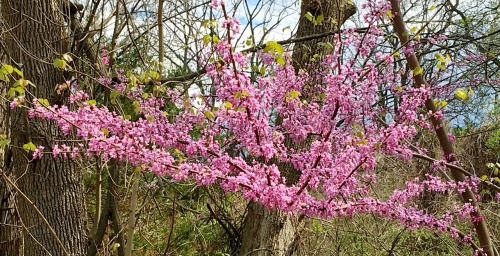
[25,0,490,243]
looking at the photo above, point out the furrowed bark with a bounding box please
[1,0,87,254]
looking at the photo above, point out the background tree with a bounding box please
[239,1,357,255]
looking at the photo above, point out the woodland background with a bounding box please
[0,0,499,255]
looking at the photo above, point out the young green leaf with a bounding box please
[412,67,423,76]
[315,15,324,25]
[53,58,67,69]
[37,98,50,106]
[289,90,300,99]
[276,56,285,66]
[22,141,36,152]
[204,111,215,119]
[264,41,284,55]
[304,12,313,22]
[1,63,14,74]
[454,89,468,100]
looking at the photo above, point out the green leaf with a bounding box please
[13,86,25,95]
[259,66,266,75]
[201,19,210,28]
[223,102,233,109]
[233,92,242,98]
[14,78,30,88]
[481,175,488,181]
[0,134,10,148]
[315,15,324,24]
[203,34,211,46]
[434,100,448,107]
[412,67,423,76]
[110,90,121,104]
[22,141,36,152]
[0,139,10,147]
[264,41,284,55]
[212,35,220,44]
[435,53,445,63]
[204,111,215,119]
[304,12,314,22]
[454,89,468,100]
[149,70,160,80]
[13,67,23,77]
[386,10,393,19]
[132,100,140,112]
[289,90,300,99]
[86,100,97,105]
[100,128,109,136]
[318,42,333,50]
[8,88,16,98]
[53,58,67,69]
[429,5,436,11]
[1,64,14,74]
[37,98,50,106]
[245,38,252,46]
[276,56,285,65]
[0,73,9,82]
[129,75,137,86]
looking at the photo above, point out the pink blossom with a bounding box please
[23,0,498,243]
[10,97,23,109]
[32,146,44,159]
[52,145,61,158]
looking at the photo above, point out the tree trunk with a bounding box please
[0,0,87,255]
[238,1,356,255]
[292,0,356,70]
[0,26,21,255]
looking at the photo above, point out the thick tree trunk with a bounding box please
[292,0,356,70]
[238,1,356,255]
[0,28,21,255]
[0,0,86,255]
[239,203,299,256]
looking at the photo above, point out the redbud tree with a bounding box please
[5,0,498,254]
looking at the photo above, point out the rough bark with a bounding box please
[0,0,86,255]
[239,203,298,256]
[238,1,356,255]
[292,0,356,70]
[0,27,21,255]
